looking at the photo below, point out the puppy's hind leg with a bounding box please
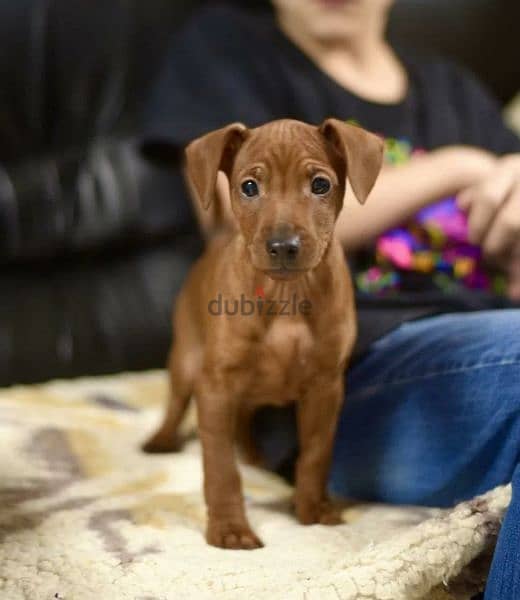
[142,347,195,454]
[236,405,265,468]
[142,393,189,453]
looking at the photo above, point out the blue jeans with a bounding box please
[255,310,520,599]
[331,310,520,600]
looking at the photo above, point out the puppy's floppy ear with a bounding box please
[184,123,248,210]
[319,118,384,204]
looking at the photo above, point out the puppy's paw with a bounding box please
[295,498,344,526]
[206,519,264,550]
[141,433,181,454]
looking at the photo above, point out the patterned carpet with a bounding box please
[0,371,510,599]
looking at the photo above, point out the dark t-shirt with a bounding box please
[141,3,520,356]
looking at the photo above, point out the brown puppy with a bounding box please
[144,119,383,549]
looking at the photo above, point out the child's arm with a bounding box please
[337,146,497,251]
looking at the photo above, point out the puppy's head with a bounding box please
[185,119,383,280]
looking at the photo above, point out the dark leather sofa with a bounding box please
[0,0,518,386]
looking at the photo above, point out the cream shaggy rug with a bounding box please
[0,371,511,600]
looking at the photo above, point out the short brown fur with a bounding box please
[143,118,383,549]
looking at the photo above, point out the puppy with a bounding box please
[144,118,383,549]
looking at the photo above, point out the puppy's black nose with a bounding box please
[266,235,301,262]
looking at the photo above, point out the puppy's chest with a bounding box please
[247,319,322,403]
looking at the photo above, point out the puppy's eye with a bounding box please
[311,176,331,195]
[241,179,259,198]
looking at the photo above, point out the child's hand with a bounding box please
[457,155,520,267]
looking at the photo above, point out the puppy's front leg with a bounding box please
[197,377,263,550]
[294,376,344,525]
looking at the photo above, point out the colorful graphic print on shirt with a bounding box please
[353,130,506,296]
